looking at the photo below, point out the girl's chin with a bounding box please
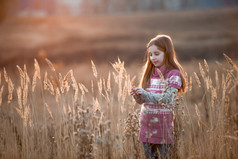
[153,64,162,67]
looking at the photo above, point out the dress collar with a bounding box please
[152,66,166,77]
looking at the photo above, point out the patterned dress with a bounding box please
[136,67,182,144]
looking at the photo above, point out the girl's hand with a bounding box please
[130,86,136,96]
[134,87,144,95]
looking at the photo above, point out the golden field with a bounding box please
[0,55,237,158]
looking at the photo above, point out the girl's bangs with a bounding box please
[157,46,164,52]
[147,43,164,53]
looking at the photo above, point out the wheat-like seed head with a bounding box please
[28,118,33,128]
[48,79,55,94]
[17,86,22,109]
[34,58,41,79]
[211,86,217,100]
[32,71,37,92]
[225,74,233,91]
[45,58,56,72]
[111,58,124,74]
[225,73,232,84]
[227,70,237,85]
[204,59,209,73]
[107,72,111,92]
[16,65,24,78]
[8,78,14,103]
[3,67,8,83]
[65,81,70,92]
[184,72,188,92]
[91,60,98,78]
[224,53,238,74]
[58,72,62,86]
[62,70,72,93]
[50,77,59,90]
[74,89,79,103]
[104,88,110,102]
[121,66,127,78]
[211,93,215,109]
[78,83,85,95]
[205,77,210,91]
[70,71,78,90]
[98,78,103,95]
[64,70,72,82]
[193,72,201,87]
[0,85,4,107]
[44,80,55,95]
[112,72,118,84]
[189,76,192,91]
[23,64,30,85]
[208,77,213,89]
[102,78,106,92]
[195,104,201,127]
[156,68,164,81]
[55,87,61,103]
[80,83,89,93]
[221,74,226,102]
[215,70,220,90]
[43,72,48,90]
[23,83,28,106]
[184,72,188,84]
[199,62,205,79]
[70,71,79,102]
[91,80,94,94]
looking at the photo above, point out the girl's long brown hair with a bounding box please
[140,34,186,93]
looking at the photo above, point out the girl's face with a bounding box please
[148,45,165,67]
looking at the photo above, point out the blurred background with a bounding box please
[0,0,238,80]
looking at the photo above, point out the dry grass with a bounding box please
[0,55,237,159]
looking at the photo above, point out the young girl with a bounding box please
[130,34,186,159]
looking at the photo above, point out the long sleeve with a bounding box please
[140,87,178,105]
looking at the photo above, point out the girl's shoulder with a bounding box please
[165,69,182,89]
[165,69,180,78]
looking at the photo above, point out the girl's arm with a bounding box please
[139,69,182,105]
[140,87,178,105]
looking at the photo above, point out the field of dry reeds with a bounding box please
[0,53,237,159]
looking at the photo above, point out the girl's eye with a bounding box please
[149,52,159,56]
